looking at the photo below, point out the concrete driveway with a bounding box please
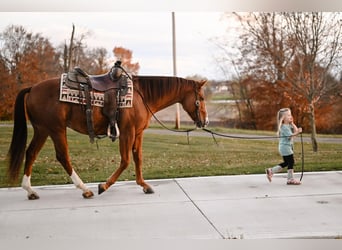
[1,171,341,240]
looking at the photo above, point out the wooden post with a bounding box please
[172,12,180,129]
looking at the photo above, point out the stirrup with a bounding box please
[107,123,120,142]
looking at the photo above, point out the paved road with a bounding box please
[1,171,341,240]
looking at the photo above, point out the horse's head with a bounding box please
[182,80,209,128]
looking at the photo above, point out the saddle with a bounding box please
[66,65,128,94]
[64,61,130,143]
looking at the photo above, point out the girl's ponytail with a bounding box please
[277,108,290,136]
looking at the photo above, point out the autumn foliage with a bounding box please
[0,26,61,119]
[0,25,139,120]
[236,77,342,134]
[222,12,342,142]
[113,46,140,75]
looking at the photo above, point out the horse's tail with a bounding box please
[7,87,32,183]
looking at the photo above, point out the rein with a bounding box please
[134,87,197,144]
[299,132,304,181]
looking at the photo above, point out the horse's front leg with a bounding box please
[50,132,94,199]
[132,133,154,194]
[70,170,94,198]
[98,133,133,195]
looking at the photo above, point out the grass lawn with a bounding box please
[1,124,341,187]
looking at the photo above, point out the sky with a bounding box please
[1,1,340,81]
[0,12,242,81]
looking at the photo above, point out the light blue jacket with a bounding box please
[278,124,294,156]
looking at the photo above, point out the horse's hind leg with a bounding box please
[50,130,94,199]
[21,128,48,200]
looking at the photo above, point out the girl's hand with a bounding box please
[298,127,302,133]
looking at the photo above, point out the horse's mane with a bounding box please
[133,76,196,101]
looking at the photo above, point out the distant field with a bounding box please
[1,124,341,187]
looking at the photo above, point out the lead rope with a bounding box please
[300,132,304,181]
[132,83,305,180]
[134,87,197,144]
[201,128,304,181]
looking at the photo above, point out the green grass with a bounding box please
[1,124,341,188]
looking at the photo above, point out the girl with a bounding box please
[266,108,302,185]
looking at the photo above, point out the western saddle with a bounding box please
[65,60,130,143]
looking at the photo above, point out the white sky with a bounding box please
[0,12,240,80]
[0,1,340,80]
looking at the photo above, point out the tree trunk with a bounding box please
[309,102,318,152]
[67,24,75,72]
[63,43,68,73]
[230,82,242,125]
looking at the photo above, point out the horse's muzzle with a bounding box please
[196,117,209,128]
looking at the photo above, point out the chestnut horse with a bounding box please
[7,75,208,199]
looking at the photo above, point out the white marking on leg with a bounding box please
[70,170,88,192]
[21,175,36,196]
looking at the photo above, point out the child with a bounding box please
[266,108,303,185]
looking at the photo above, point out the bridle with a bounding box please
[134,81,207,138]
[193,84,207,128]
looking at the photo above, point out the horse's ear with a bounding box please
[199,80,207,87]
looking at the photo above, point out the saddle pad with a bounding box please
[59,73,133,108]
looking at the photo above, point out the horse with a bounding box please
[7,74,208,200]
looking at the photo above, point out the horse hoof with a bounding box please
[143,187,154,194]
[98,183,107,195]
[82,190,94,199]
[28,193,40,200]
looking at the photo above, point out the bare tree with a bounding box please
[62,24,95,72]
[282,12,342,151]
[0,25,33,83]
[213,32,256,128]
[67,24,75,72]
[231,12,342,151]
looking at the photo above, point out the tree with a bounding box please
[213,33,257,128]
[61,24,110,74]
[230,12,342,152]
[282,12,342,151]
[113,46,140,75]
[0,56,15,120]
[0,25,61,120]
[0,24,140,120]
